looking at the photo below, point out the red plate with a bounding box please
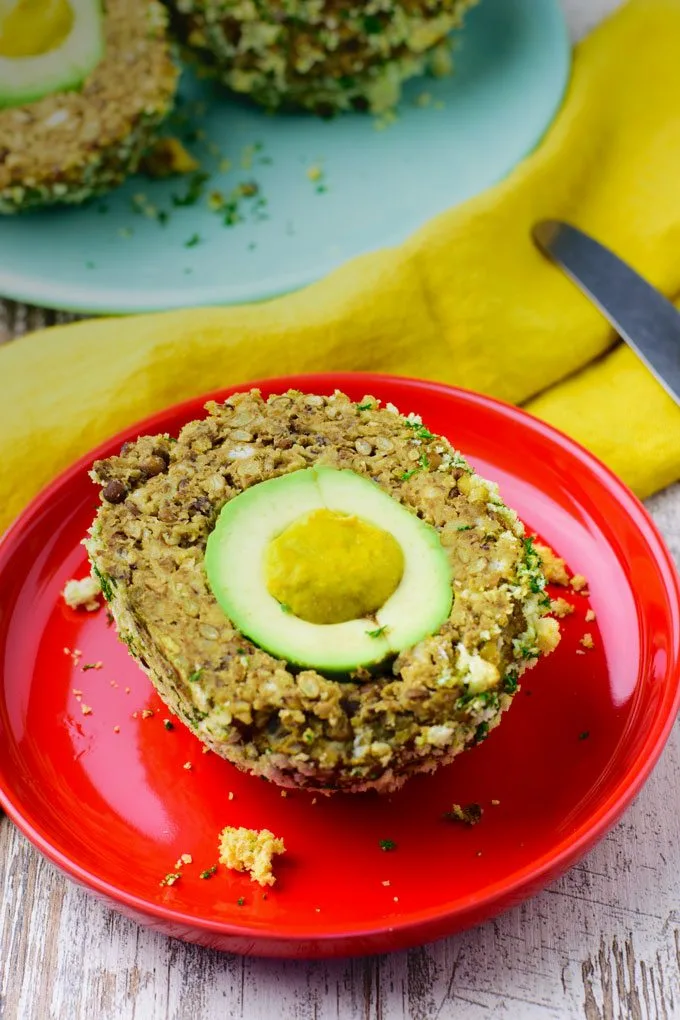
[1,374,678,958]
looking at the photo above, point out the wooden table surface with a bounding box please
[2,2,680,1017]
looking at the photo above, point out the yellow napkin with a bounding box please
[2,0,680,533]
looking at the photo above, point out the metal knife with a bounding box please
[533,220,680,408]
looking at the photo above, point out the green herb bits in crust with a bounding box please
[167,0,478,115]
[0,0,178,213]
[86,389,560,794]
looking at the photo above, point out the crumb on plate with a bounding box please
[585,609,596,622]
[218,826,286,887]
[550,597,575,618]
[443,803,483,826]
[62,576,102,612]
[571,574,588,592]
[580,633,595,650]
[141,137,199,178]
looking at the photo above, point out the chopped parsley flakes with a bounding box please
[188,669,203,683]
[502,673,519,694]
[474,721,490,744]
[379,839,396,851]
[404,420,436,441]
[171,172,209,207]
[92,565,114,603]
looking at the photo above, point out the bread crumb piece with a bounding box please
[125,687,131,694]
[141,709,154,719]
[382,880,391,886]
[444,803,483,826]
[183,761,193,771]
[142,137,199,178]
[110,680,119,688]
[160,872,181,887]
[585,609,596,622]
[491,799,500,806]
[72,689,83,698]
[201,745,210,753]
[571,574,588,592]
[576,650,586,656]
[580,633,595,650]
[175,853,192,868]
[113,725,120,733]
[535,543,570,586]
[81,704,93,716]
[228,791,234,800]
[536,616,561,654]
[62,576,101,612]
[218,826,286,887]
[550,597,575,618]
[393,896,399,903]
[311,798,317,805]
[280,790,288,798]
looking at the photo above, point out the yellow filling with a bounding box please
[265,509,404,625]
[0,0,74,58]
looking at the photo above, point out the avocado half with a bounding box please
[0,0,104,109]
[205,467,453,673]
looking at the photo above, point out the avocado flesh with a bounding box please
[205,467,453,673]
[0,0,104,108]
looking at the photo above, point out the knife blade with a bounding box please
[533,220,680,409]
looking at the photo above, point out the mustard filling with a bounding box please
[0,0,74,58]
[265,509,404,625]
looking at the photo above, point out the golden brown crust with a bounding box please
[0,0,178,211]
[86,389,558,793]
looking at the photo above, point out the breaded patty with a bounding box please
[86,389,559,794]
[169,0,477,114]
[0,0,178,213]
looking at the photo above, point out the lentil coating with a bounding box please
[168,0,477,115]
[86,390,560,794]
[0,0,178,213]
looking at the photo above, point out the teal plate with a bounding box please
[0,0,570,314]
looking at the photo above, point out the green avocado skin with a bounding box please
[204,466,453,673]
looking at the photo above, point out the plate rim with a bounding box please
[1,372,678,952]
[0,0,571,314]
